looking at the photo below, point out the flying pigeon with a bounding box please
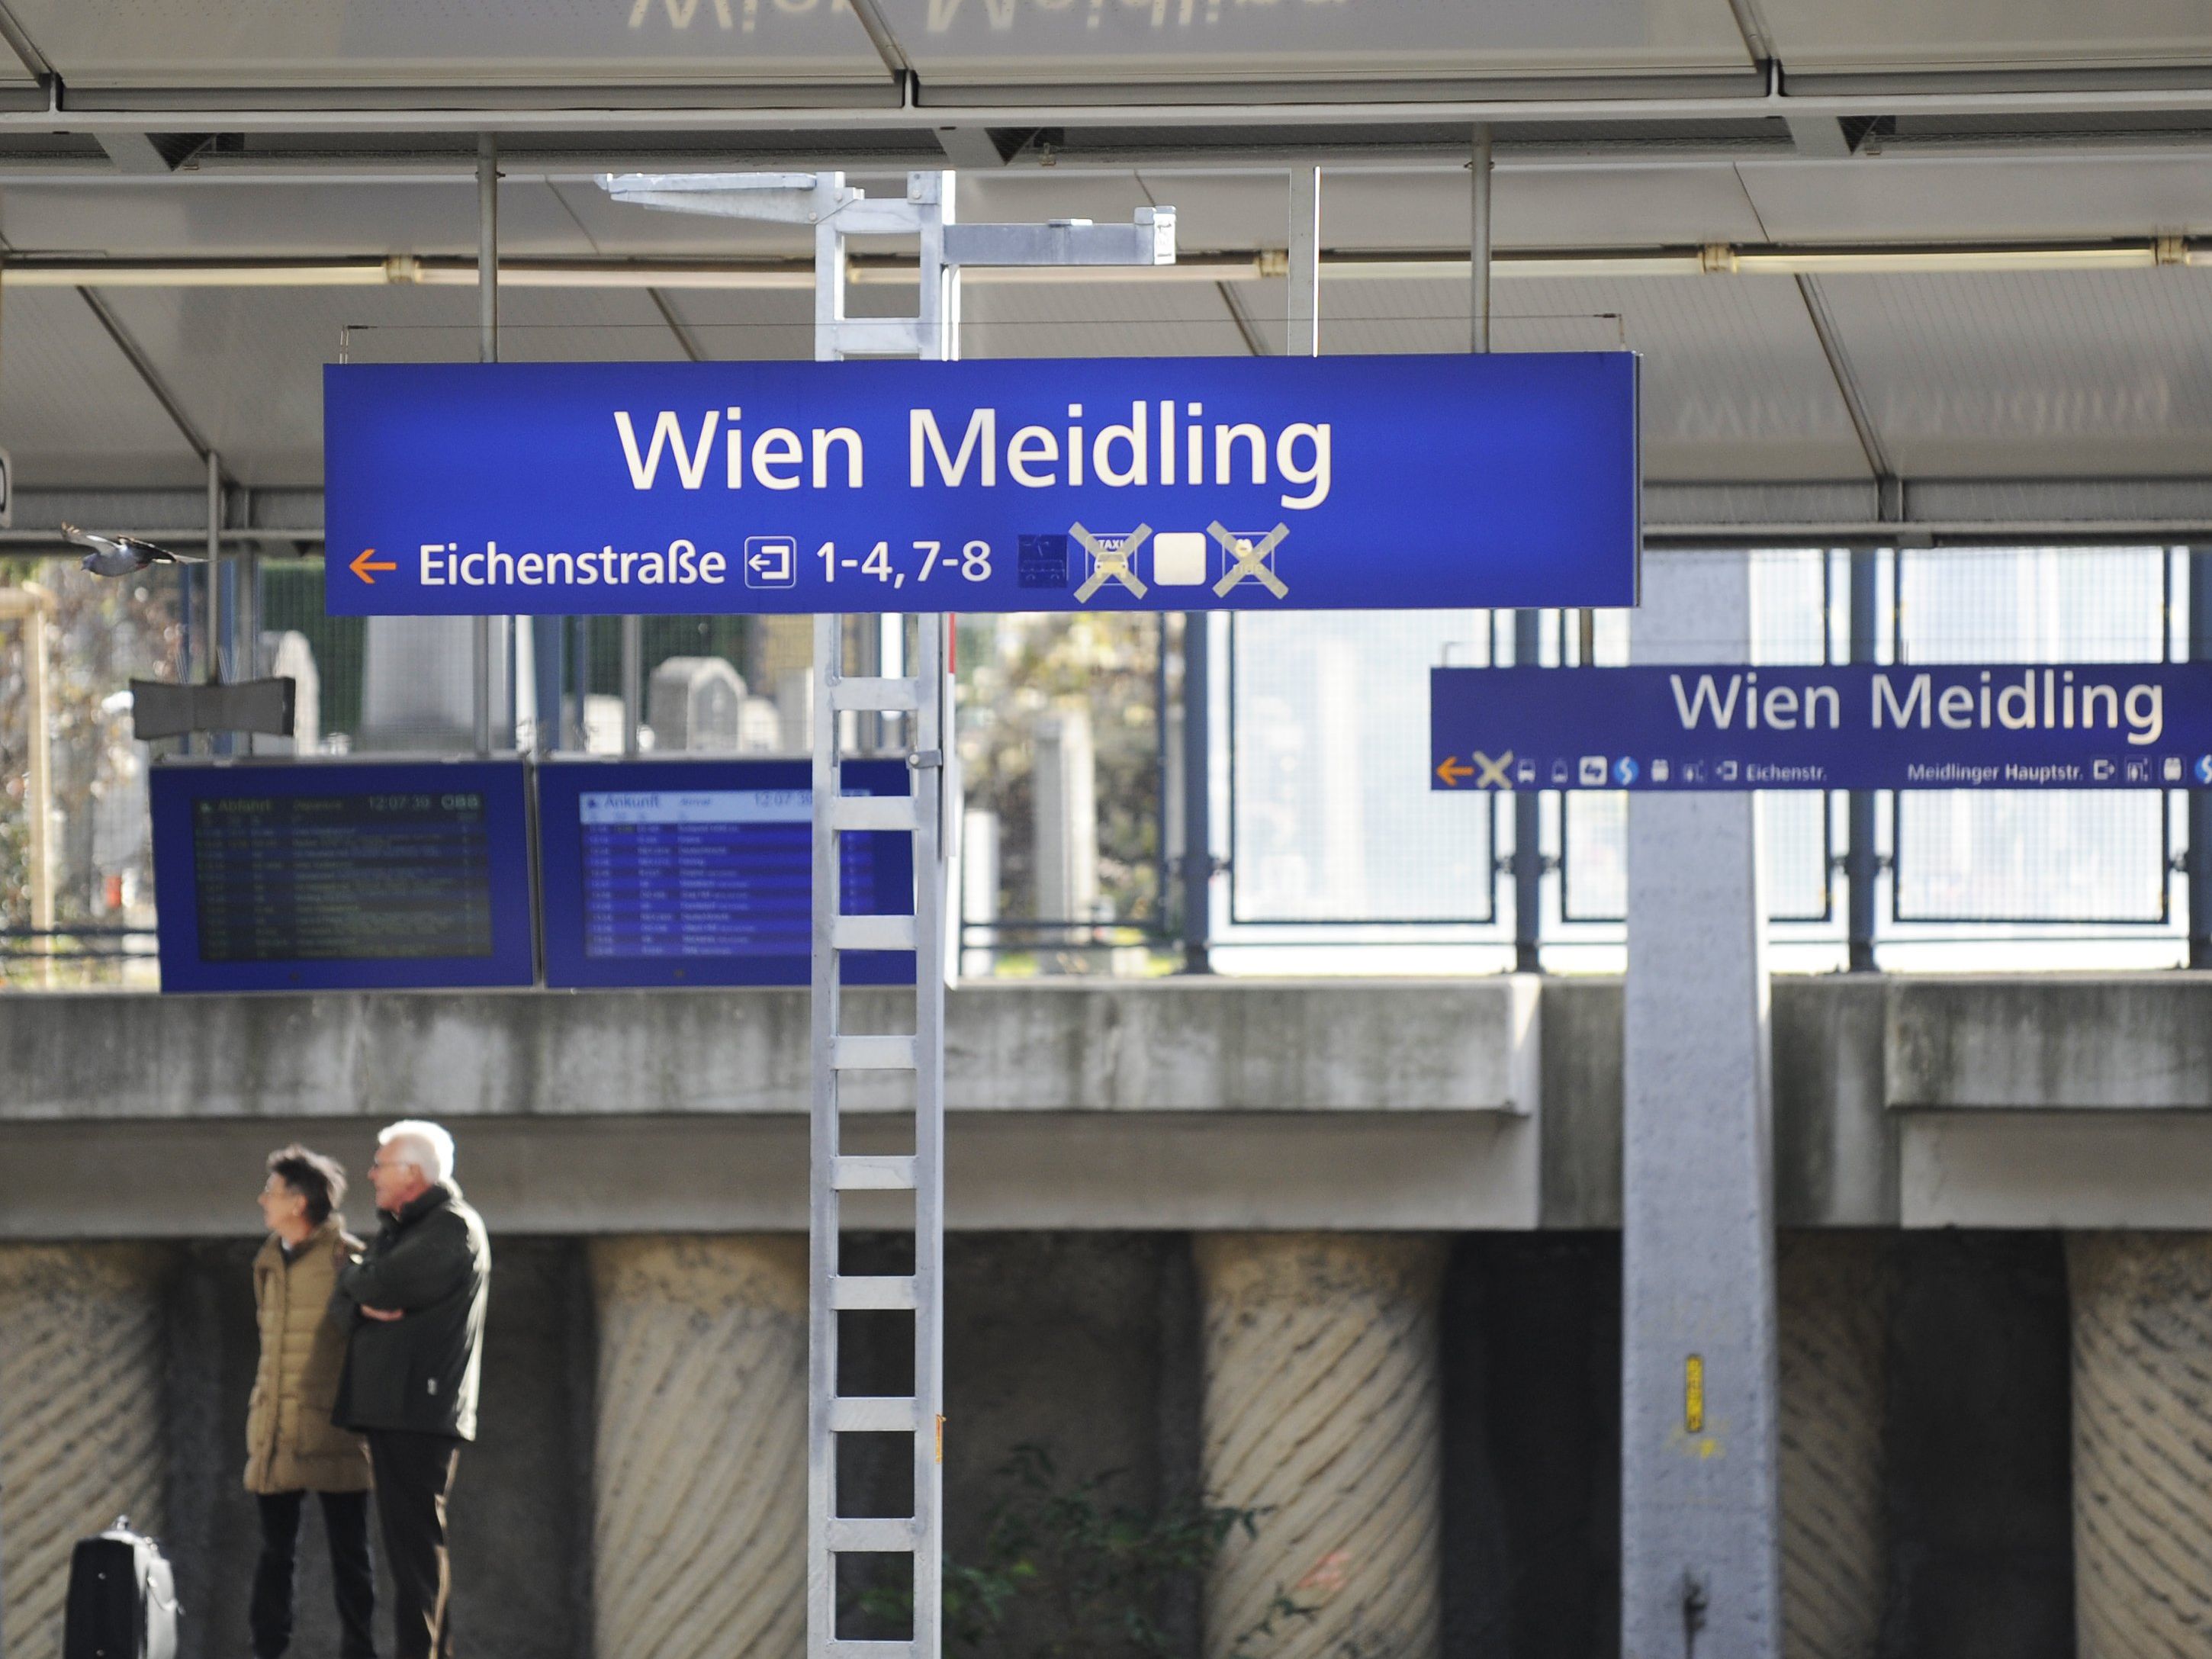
[63,522,207,578]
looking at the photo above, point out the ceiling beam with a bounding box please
[94,132,182,175]
[646,287,709,362]
[931,124,1017,169]
[1784,114,1857,157]
[10,479,2212,548]
[1215,279,1268,357]
[0,0,47,82]
[75,287,227,477]
[11,78,2212,137]
[92,131,217,175]
[1,236,2198,291]
[7,128,2212,182]
[840,0,911,82]
[1792,272,1895,498]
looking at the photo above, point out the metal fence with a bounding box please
[1561,791,1834,925]
[1211,545,2193,957]
[1890,545,2178,925]
[1227,609,1500,925]
[1534,550,1839,927]
[2,542,2204,983]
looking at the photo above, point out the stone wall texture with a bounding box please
[588,1235,809,1659]
[0,1242,171,1655]
[1196,1233,1445,1659]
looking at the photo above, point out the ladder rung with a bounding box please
[832,915,917,952]
[834,1154,918,1191]
[834,1034,917,1070]
[827,1645,915,1659]
[829,1395,922,1432]
[828,1516,919,1551]
[831,1275,919,1310]
[831,677,921,712]
[832,795,921,834]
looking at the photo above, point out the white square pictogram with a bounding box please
[1153,531,1208,587]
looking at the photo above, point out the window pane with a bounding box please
[1230,611,1497,923]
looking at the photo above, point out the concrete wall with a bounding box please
[0,979,1539,1122]
[36,1226,2078,1659]
[1,971,2190,1655]
[6,976,2210,1235]
[1882,1231,2076,1659]
[134,1232,1198,1659]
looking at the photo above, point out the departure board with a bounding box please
[192,791,494,961]
[151,760,535,992]
[538,757,915,987]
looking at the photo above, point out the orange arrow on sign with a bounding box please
[350,547,397,583]
[1436,755,1473,787]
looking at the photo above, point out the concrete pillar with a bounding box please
[1194,1233,1444,1659]
[589,1236,808,1659]
[1034,706,1099,927]
[0,1243,171,1656]
[1622,551,1783,1658]
[2067,1232,2212,1656]
[1777,1233,1892,1659]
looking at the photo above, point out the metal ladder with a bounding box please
[593,164,1175,1659]
[810,170,956,1659]
[809,606,948,1659]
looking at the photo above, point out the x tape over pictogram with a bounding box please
[1070,522,1151,602]
[1207,521,1290,599]
[1471,751,1515,788]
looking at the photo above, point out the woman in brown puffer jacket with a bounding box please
[247,1145,376,1659]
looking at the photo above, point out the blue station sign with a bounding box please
[1432,664,2212,791]
[323,353,1638,616]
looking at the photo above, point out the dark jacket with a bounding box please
[331,1182,490,1441]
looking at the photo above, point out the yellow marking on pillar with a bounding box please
[935,1413,945,1464]
[1685,1354,1705,1433]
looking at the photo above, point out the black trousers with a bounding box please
[251,1489,377,1659]
[366,1432,463,1659]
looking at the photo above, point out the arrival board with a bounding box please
[536,757,915,987]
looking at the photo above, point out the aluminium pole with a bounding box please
[14,584,53,986]
[1513,608,1542,971]
[1179,616,1210,973]
[1288,165,1320,358]
[178,541,195,755]
[1846,549,1879,969]
[1179,168,1319,971]
[474,135,497,755]
[208,450,230,754]
[1471,124,1493,355]
[1476,126,1541,969]
[207,449,223,667]
[621,614,642,756]
[2192,548,2212,967]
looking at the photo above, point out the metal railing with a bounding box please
[4,544,2208,983]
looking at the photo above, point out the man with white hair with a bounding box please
[332,1120,490,1659]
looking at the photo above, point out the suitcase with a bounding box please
[62,1516,179,1659]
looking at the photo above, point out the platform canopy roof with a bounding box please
[0,0,2207,542]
